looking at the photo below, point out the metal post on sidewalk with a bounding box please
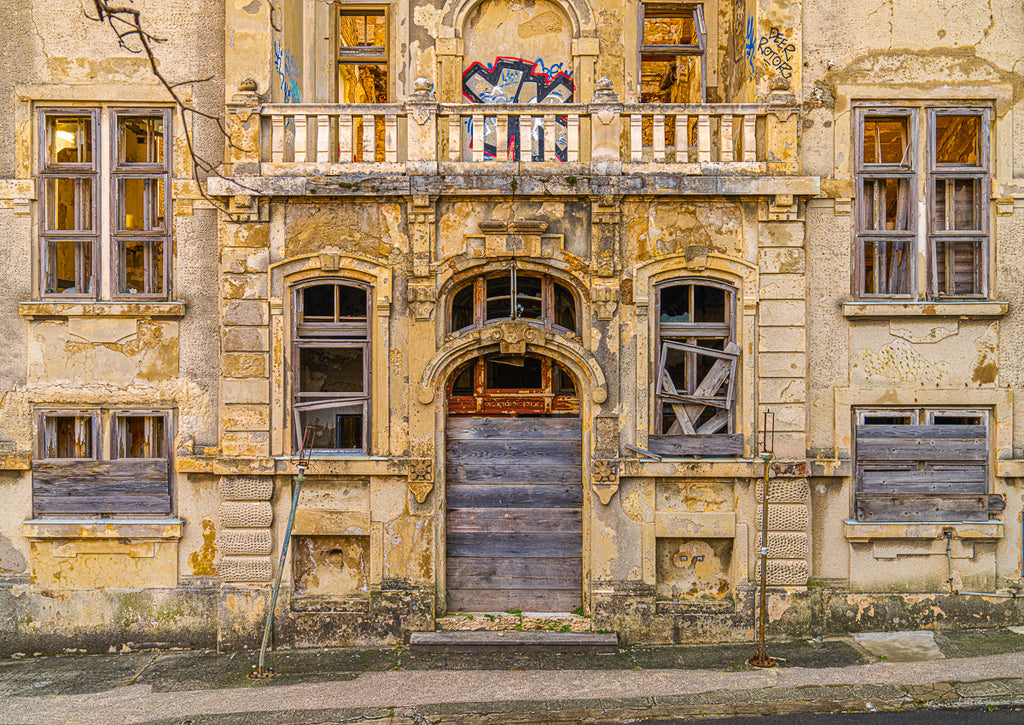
[251,425,316,679]
[749,409,780,668]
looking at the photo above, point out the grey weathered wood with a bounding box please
[33,460,171,515]
[447,417,582,440]
[856,494,988,522]
[856,436,987,461]
[445,439,581,463]
[447,507,582,534]
[446,463,581,485]
[647,434,744,456]
[410,631,617,654]
[448,532,582,558]
[446,557,582,588]
[856,424,986,440]
[447,484,582,508]
[859,468,986,494]
[446,588,582,613]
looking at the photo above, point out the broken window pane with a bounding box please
[297,404,364,449]
[118,178,165,231]
[643,13,699,45]
[516,275,543,320]
[932,178,981,231]
[863,240,911,296]
[450,364,475,396]
[337,285,367,318]
[485,275,512,320]
[552,363,576,396]
[861,178,911,231]
[640,56,702,104]
[693,285,726,324]
[660,285,690,322]
[935,115,980,166]
[46,177,92,231]
[339,10,386,48]
[48,116,91,165]
[862,117,909,166]
[935,240,981,296]
[45,240,92,294]
[303,285,336,321]
[553,282,576,331]
[117,239,163,295]
[43,415,93,459]
[451,284,475,331]
[118,116,164,165]
[299,347,365,393]
[116,415,164,458]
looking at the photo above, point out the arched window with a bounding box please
[292,281,370,452]
[652,279,742,456]
[449,270,578,334]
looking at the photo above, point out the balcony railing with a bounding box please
[246,93,797,174]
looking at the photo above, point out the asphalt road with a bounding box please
[625,710,1024,725]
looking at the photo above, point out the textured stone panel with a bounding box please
[219,556,273,582]
[766,532,809,559]
[755,559,809,586]
[218,501,273,528]
[218,475,274,501]
[218,529,273,556]
[756,503,809,532]
[756,479,810,504]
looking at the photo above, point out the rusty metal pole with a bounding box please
[251,426,315,679]
[749,410,777,668]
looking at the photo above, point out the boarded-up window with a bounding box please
[33,409,172,517]
[293,281,370,451]
[854,408,1001,522]
[650,280,742,457]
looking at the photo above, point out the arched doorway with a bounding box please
[445,352,582,612]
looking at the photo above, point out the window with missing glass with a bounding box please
[448,271,578,335]
[37,107,172,300]
[639,3,706,104]
[854,105,990,299]
[337,7,388,104]
[293,281,371,452]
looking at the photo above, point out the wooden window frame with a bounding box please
[337,5,390,102]
[927,107,990,299]
[110,109,173,300]
[853,407,995,523]
[448,271,579,336]
[38,109,100,300]
[639,2,707,104]
[650,278,742,457]
[111,409,172,461]
[36,409,100,461]
[292,279,372,453]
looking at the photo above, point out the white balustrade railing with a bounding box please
[438,104,585,163]
[263,104,404,164]
[621,104,765,164]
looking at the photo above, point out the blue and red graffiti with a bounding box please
[462,57,575,161]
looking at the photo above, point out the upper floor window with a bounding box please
[33,408,172,517]
[640,3,706,104]
[651,280,742,456]
[854,408,1002,522]
[293,281,370,452]
[338,7,388,103]
[38,107,172,300]
[449,270,577,335]
[854,105,990,299]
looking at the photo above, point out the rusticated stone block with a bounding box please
[219,475,274,501]
[755,559,809,586]
[218,529,273,556]
[219,556,273,582]
[756,479,810,504]
[218,501,273,528]
[757,503,809,532]
[766,532,809,559]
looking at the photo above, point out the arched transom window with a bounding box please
[449,270,577,334]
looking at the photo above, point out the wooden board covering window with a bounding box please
[854,422,990,522]
[32,459,171,516]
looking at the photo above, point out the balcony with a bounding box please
[219,79,813,197]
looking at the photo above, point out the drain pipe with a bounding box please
[943,529,1021,600]
[251,426,316,679]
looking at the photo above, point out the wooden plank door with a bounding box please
[445,416,583,612]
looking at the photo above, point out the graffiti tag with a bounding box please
[273,40,302,103]
[744,16,757,74]
[462,57,575,161]
[757,27,795,79]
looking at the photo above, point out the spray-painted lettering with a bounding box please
[757,27,795,79]
[273,40,302,103]
[744,17,757,74]
[462,57,575,161]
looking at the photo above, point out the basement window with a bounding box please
[854,408,1001,522]
[649,280,742,457]
[293,281,370,452]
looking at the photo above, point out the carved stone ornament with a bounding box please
[408,459,434,503]
[408,77,437,126]
[591,459,619,505]
[591,285,618,320]
[592,77,619,104]
[491,319,547,355]
[407,283,437,321]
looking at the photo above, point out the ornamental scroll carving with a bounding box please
[591,458,619,505]
[408,459,434,503]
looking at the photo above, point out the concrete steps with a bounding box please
[410,630,619,654]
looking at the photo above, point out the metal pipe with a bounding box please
[943,529,1021,600]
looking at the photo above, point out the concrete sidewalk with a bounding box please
[2,629,1024,724]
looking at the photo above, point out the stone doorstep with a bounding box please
[435,612,593,633]
[410,631,619,654]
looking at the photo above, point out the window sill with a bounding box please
[19,301,186,319]
[843,519,1003,542]
[23,518,183,540]
[841,301,1008,319]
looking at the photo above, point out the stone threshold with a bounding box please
[410,630,619,654]
[435,612,594,633]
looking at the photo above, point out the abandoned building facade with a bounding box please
[1,0,1024,652]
